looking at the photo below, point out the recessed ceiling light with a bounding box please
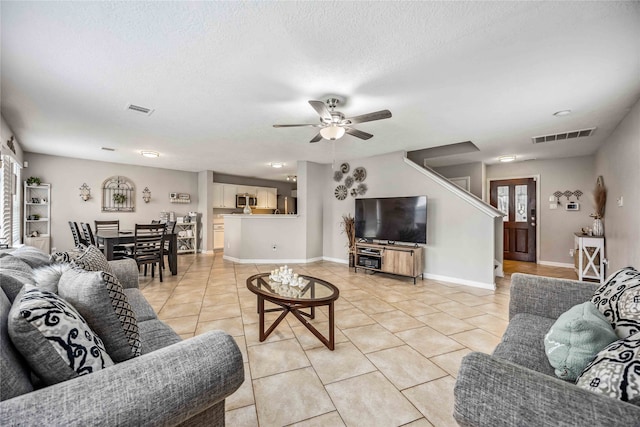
[141,151,159,158]
[498,155,516,163]
[270,162,284,168]
[553,110,572,117]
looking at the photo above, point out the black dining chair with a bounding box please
[131,223,166,282]
[95,220,131,257]
[80,222,96,246]
[68,221,85,247]
[160,220,176,270]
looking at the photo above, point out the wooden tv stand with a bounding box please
[354,242,424,284]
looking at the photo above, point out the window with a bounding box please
[1,154,22,247]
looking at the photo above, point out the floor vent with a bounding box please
[125,103,154,116]
[532,127,595,144]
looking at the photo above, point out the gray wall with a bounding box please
[323,151,498,288]
[595,98,640,271]
[302,161,325,260]
[433,162,484,199]
[487,156,595,265]
[23,152,199,252]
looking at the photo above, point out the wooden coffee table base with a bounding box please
[258,296,335,350]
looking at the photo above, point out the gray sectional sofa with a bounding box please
[453,273,640,427]
[0,246,244,426]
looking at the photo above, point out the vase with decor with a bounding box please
[590,176,606,237]
[341,214,356,267]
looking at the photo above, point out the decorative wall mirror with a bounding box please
[102,176,135,212]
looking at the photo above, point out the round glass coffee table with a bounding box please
[246,273,340,350]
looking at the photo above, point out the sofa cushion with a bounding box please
[58,268,141,362]
[0,290,33,401]
[124,288,157,322]
[8,285,114,386]
[576,331,640,402]
[591,266,640,339]
[543,301,618,381]
[10,246,51,269]
[138,319,181,355]
[0,253,33,303]
[70,244,113,274]
[493,313,556,378]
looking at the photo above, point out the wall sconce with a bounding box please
[79,183,91,201]
[142,187,151,203]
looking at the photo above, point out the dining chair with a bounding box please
[132,223,166,282]
[68,221,85,247]
[95,220,131,256]
[160,220,177,270]
[80,222,96,246]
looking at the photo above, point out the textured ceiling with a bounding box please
[1,1,639,180]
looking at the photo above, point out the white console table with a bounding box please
[574,233,605,284]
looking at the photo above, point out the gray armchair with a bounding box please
[453,273,640,427]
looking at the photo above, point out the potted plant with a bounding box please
[341,213,356,267]
[26,177,41,186]
[113,193,127,204]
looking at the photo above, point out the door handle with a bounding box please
[531,223,536,226]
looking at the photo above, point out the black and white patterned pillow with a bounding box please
[7,285,114,385]
[591,267,640,338]
[576,331,640,402]
[50,244,86,264]
[71,244,113,274]
[58,268,141,361]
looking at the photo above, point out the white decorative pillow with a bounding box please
[576,331,640,402]
[58,268,141,362]
[32,263,74,294]
[71,244,113,274]
[591,267,640,338]
[7,285,114,385]
[50,244,86,264]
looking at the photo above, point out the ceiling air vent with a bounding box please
[532,127,596,144]
[125,103,154,116]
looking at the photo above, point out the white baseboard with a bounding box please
[538,260,574,268]
[423,272,496,290]
[322,256,348,264]
[222,255,324,264]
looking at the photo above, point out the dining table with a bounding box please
[95,230,178,276]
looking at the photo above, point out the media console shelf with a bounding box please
[354,242,424,284]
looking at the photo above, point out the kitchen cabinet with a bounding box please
[256,187,277,209]
[212,183,237,208]
[236,185,257,196]
[213,223,224,249]
[24,182,51,253]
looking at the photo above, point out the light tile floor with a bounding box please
[140,255,578,427]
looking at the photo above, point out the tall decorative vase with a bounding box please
[243,205,252,215]
[592,218,604,236]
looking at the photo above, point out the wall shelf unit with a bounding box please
[24,183,51,253]
[175,221,198,254]
[354,242,424,284]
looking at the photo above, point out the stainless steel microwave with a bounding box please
[236,194,257,208]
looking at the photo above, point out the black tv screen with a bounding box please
[355,196,427,244]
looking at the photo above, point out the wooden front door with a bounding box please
[490,178,537,262]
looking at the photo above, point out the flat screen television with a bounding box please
[355,196,427,244]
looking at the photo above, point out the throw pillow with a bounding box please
[0,253,34,303]
[58,268,141,362]
[71,244,113,274]
[544,301,618,381]
[576,331,640,402]
[50,244,86,264]
[7,285,113,385]
[32,263,73,294]
[591,267,640,338]
[10,246,51,269]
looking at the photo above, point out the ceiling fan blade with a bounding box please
[308,100,333,122]
[310,132,323,143]
[346,110,392,124]
[273,124,322,128]
[344,127,373,140]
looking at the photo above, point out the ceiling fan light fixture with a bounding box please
[320,125,346,140]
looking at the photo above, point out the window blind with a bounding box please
[12,161,22,246]
[1,154,12,245]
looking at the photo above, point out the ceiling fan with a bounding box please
[273,98,392,143]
